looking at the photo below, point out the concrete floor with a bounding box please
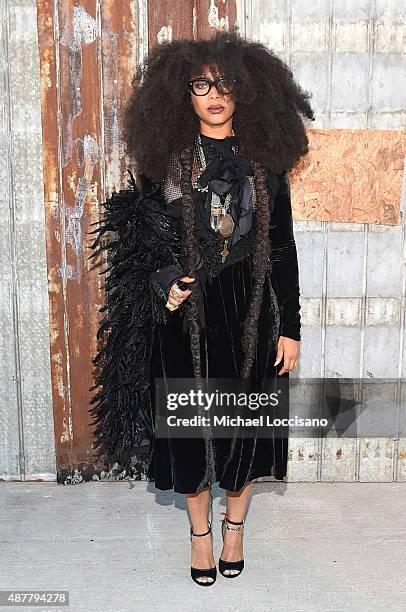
[0,481,405,612]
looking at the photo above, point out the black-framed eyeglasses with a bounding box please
[187,77,236,96]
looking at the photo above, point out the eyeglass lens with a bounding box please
[192,78,234,95]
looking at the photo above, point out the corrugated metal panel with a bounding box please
[1,0,404,483]
[0,0,56,481]
[236,0,406,482]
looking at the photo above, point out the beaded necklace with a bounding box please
[194,129,238,263]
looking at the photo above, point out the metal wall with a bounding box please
[236,0,406,482]
[0,0,405,482]
[0,0,56,480]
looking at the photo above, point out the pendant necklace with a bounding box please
[195,130,237,263]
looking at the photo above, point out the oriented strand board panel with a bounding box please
[290,128,405,225]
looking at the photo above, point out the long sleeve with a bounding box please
[146,184,187,304]
[148,265,186,304]
[87,169,184,465]
[268,171,301,341]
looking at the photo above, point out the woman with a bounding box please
[88,30,314,586]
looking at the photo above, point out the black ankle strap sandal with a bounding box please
[218,515,245,578]
[190,520,217,586]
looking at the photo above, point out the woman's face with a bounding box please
[189,66,236,131]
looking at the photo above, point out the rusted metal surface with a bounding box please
[36,0,237,482]
[37,0,69,472]
[290,128,405,225]
[148,0,236,44]
[37,0,140,476]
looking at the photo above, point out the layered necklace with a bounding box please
[194,129,238,263]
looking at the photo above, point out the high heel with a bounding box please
[190,520,217,586]
[218,515,245,578]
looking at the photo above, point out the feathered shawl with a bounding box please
[87,169,183,467]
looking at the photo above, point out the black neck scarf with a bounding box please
[197,134,253,247]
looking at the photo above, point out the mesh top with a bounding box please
[162,135,258,211]
[162,134,259,277]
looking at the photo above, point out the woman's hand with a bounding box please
[274,336,300,375]
[165,276,195,311]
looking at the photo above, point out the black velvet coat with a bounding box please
[88,134,301,493]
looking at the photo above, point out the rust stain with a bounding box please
[336,448,342,460]
[75,302,85,344]
[37,0,74,469]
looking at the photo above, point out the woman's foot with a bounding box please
[219,516,244,577]
[190,523,217,585]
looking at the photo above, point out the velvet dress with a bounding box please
[145,133,301,494]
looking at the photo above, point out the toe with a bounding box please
[197,575,214,584]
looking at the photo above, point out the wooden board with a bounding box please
[291,128,405,225]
